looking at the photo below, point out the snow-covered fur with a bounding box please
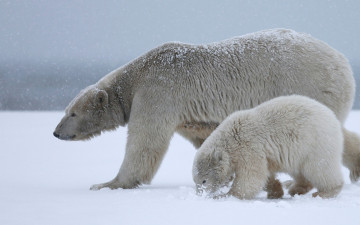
[193,96,344,199]
[53,29,359,190]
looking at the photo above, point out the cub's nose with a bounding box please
[53,132,60,138]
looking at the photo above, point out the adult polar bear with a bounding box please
[53,29,359,190]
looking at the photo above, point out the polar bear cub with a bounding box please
[193,95,344,199]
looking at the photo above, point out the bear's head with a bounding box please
[193,148,233,196]
[53,85,121,141]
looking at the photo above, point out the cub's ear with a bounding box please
[95,90,108,108]
[211,150,223,162]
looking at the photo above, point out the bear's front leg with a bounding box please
[90,112,175,190]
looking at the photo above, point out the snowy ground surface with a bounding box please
[1,111,360,225]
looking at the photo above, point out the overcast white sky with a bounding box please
[1,0,359,65]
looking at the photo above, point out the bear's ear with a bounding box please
[95,90,109,108]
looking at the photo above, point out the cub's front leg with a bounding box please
[228,155,269,199]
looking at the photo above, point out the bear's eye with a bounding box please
[71,113,77,117]
[202,180,206,184]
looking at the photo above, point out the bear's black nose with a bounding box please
[53,132,60,138]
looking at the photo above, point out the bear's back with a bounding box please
[142,30,352,123]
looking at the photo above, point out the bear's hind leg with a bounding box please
[342,128,360,182]
[265,174,284,199]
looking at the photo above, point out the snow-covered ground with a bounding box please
[1,111,360,225]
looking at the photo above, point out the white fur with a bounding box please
[53,29,359,190]
[193,95,344,199]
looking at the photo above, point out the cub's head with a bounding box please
[193,148,233,196]
[53,85,118,141]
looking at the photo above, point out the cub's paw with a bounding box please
[212,193,229,200]
[312,187,342,199]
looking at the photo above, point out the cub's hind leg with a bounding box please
[302,160,343,199]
